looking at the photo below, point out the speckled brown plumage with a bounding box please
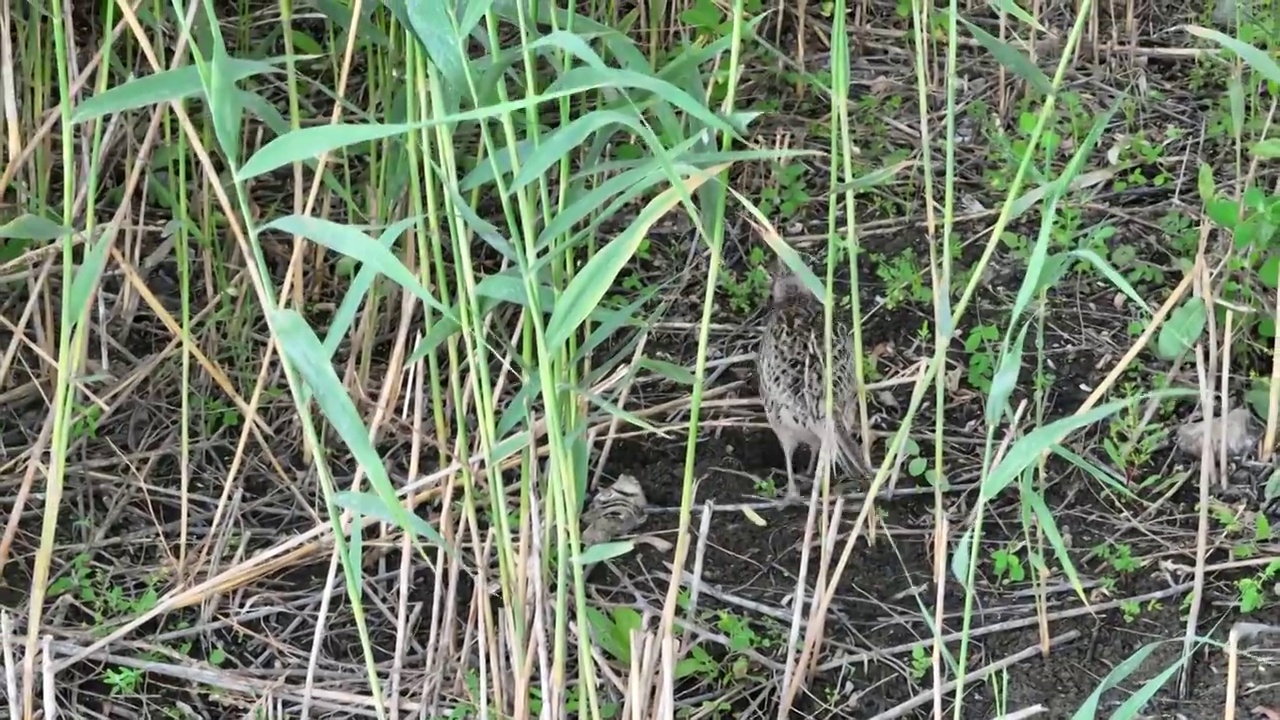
[581,474,647,547]
[756,263,870,501]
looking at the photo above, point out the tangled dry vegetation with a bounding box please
[2,0,1280,718]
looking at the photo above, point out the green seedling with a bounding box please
[875,248,930,308]
[1120,599,1140,623]
[1237,559,1280,613]
[718,245,770,314]
[910,645,930,680]
[963,323,1000,393]
[69,402,103,439]
[759,161,811,221]
[990,546,1026,585]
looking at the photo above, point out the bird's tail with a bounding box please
[809,417,872,479]
[834,401,872,476]
[834,427,872,477]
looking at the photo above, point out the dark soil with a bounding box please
[600,420,1280,719]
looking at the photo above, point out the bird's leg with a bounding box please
[807,424,837,487]
[781,435,802,504]
[766,412,805,504]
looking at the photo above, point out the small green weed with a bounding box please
[1109,132,1173,191]
[201,396,242,435]
[103,666,145,696]
[1120,599,1141,623]
[963,323,1000,393]
[759,161,810,221]
[909,645,930,680]
[901,437,942,487]
[49,554,165,699]
[1088,541,1142,596]
[1201,177,1280,339]
[990,546,1026,585]
[753,475,779,498]
[1237,560,1280,613]
[1101,388,1168,485]
[70,402,103,439]
[718,246,770,314]
[874,248,930,308]
[47,553,162,628]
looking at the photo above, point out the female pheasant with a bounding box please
[756,260,871,501]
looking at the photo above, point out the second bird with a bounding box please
[756,259,871,501]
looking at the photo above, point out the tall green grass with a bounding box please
[1,0,1275,717]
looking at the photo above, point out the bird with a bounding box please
[756,258,871,502]
[581,474,648,547]
[465,475,649,593]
